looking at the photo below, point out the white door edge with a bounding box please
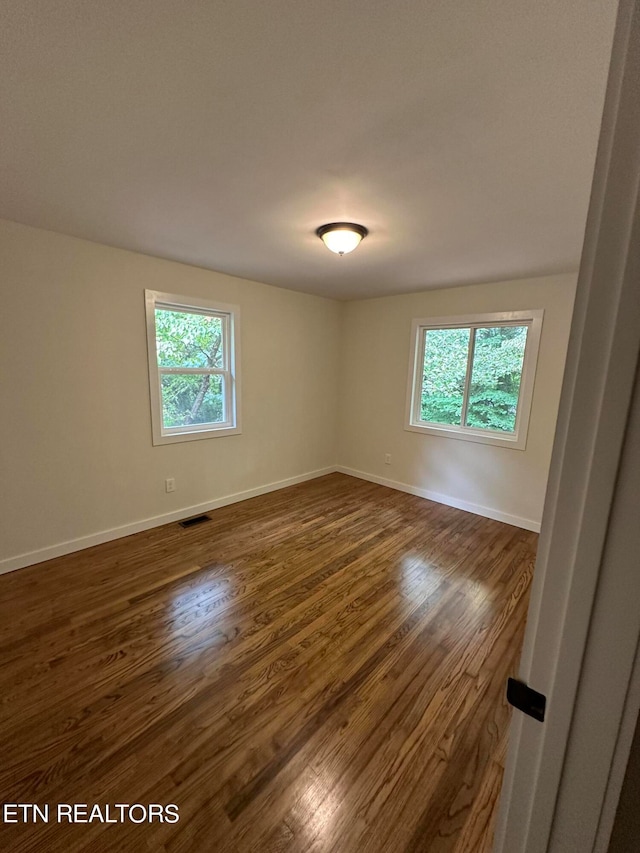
[494,1,640,850]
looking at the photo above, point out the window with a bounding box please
[145,290,241,445]
[405,310,543,449]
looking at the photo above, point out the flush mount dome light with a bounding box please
[316,222,368,255]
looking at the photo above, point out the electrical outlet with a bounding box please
[165,478,176,493]
[384,453,391,465]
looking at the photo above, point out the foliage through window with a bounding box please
[406,311,543,449]
[145,291,241,445]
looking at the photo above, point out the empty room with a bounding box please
[2,1,636,852]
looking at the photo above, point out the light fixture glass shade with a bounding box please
[316,222,368,255]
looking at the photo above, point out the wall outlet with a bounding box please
[384,453,391,465]
[165,478,176,493]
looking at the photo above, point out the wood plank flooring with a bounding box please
[0,473,536,852]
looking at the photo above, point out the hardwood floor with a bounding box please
[0,473,536,852]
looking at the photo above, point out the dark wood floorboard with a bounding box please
[0,473,536,852]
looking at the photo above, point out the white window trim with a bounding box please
[404,309,543,450]
[145,290,242,446]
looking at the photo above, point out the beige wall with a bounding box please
[0,220,341,569]
[0,219,577,569]
[337,274,577,529]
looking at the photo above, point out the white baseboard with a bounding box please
[0,467,337,577]
[336,466,541,532]
[1,464,540,577]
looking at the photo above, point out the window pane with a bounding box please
[465,325,528,433]
[420,327,471,425]
[155,308,224,368]
[160,373,225,428]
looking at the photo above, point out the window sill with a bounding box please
[404,421,527,450]
[152,425,242,446]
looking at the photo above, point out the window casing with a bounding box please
[405,310,543,449]
[145,290,241,445]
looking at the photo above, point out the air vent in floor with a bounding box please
[179,514,212,528]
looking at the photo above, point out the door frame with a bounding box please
[493,0,640,850]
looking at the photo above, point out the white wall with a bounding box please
[0,220,341,570]
[337,274,577,530]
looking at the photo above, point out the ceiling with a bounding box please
[0,0,618,300]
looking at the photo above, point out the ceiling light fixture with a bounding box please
[316,222,368,255]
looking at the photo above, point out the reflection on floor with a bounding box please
[0,473,536,852]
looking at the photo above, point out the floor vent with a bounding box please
[179,514,212,528]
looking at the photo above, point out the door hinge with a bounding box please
[507,677,546,722]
